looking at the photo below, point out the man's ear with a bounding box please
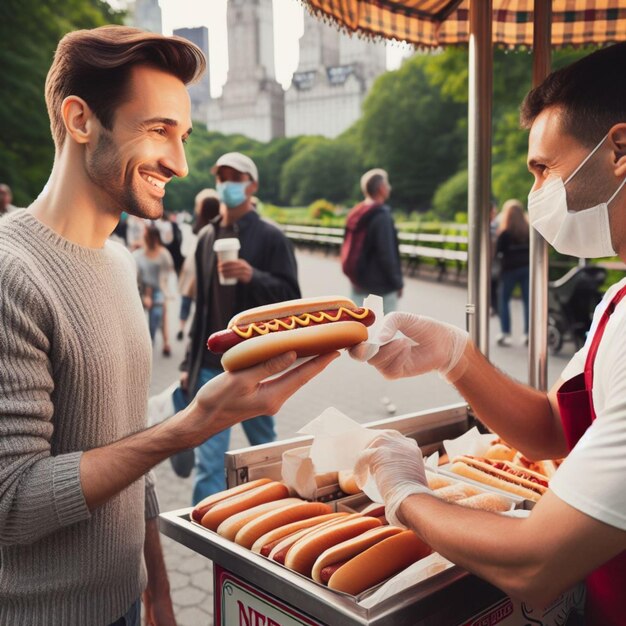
[247,180,259,196]
[609,123,626,178]
[61,95,97,146]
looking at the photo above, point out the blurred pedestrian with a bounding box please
[0,184,20,217]
[133,223,174,355]
[177,189,221,341]
[495,199,530,346]
[341,168,403,312]
[178,152,300,502]
[489,199,500,316]
[162,211,184,275]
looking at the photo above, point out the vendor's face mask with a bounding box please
[527,133,626,258]
[217,181,249,209]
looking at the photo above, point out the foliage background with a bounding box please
[0,2,593,219]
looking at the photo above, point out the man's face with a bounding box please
[527,106,617,210]
[216,166,257,198]
[85,64,192,220]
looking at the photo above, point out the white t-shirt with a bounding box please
[550,277,626,531]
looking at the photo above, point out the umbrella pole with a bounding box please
[467,0,493,357]
[528,0,552,390]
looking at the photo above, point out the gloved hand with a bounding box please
[357,312,469,382]
[354,431,430,527]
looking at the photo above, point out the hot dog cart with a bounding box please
[159,403,585,625]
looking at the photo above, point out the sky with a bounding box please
[112,0,412,97]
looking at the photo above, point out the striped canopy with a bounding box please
[302,1,626,48]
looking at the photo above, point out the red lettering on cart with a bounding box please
[467,598,514,625]
[237,601,283,626]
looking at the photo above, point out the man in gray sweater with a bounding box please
[0,26,337,626]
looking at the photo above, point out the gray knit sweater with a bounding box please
[0,211,159,625]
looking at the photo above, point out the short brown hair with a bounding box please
[45,25,206,150]
[520,43,626,147]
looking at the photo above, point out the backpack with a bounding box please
[341,201,383,286]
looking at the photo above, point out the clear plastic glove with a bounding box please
[363,312,469,381]
[354,431,431,527]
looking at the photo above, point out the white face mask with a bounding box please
[527,133,626,258]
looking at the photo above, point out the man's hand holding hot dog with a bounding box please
[356,313,469,382]
[355,431,431,527]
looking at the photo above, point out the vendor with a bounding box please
[353,43,626,624]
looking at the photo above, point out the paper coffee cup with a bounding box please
[213,238,241,285]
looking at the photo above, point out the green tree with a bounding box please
[0,0,124,206]
[432,170,468,221]
[280,137,362,206]
[358,52,466,212]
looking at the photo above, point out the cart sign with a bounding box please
[215,565,324,626]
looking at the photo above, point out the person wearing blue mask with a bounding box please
[176,152,301,502]
[351,43,626,625]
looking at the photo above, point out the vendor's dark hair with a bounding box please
[45,25,205,151]
[520,42,626,147]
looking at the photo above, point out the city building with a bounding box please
[208,0,285,142]
[173,27,211,123]
[128,0,162,34]
[285,13,387,138]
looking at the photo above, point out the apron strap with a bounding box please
[583,283,626,421]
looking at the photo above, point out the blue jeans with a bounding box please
[351,289,398,313]
[108,598,140,626]
[147,288,165,342]
[179,295,193,322]
[174,367,276,504]
[498,266,529,335]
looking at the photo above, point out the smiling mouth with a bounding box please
[143,174,167,190]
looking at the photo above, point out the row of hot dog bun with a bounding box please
[189,470,525,596]
[191,478,431,595]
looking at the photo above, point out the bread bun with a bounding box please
[217,498,302,541]
[338,470,361,495]
[485,442,517,462]
[327,530,432,595]
[314,472,339,489]
[191,478,272,523]
[311,526,403,584]
[234,501,332,549]
[268,515,354,564]
[284,515,382,577]
[433,483,480,503]
[200,481,290,531]
[251,513,347,555]
[221,321,368,371]
[425,472,452,490]
[229,296,360,328]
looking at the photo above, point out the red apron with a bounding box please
[556,285,626,625]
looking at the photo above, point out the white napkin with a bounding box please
[443,427,495,462]
[348,294,386,361]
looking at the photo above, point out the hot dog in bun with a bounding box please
[207,296,375,371]
[326,530,432,595]
[451,455,548,502]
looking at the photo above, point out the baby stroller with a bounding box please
[547,265,607,355]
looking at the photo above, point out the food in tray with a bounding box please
[206,296,376,371]
[251,513,348,556]
[194,480,290,530]
[426,472,452,490]
[284,514,382,577]
[232,501,333,549]
[450,455,548,502]
[432,483,480,503]
[512,452,561,478]
[216,498,302,541]
[191,477,273,523]
[338,469,361,495]
[269,515,355,564]
[311,526,404,585]
[320,530,433,596]
[484,438,517,461]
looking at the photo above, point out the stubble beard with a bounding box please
[85,130,164,220]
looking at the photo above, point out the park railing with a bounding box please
[279,224,468,281]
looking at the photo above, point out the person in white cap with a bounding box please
[177,151,301,502]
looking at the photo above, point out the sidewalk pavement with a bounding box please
[150,249,574,625]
